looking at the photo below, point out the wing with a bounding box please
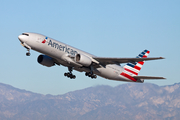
[93,57,164,65]
[133,76,166,79]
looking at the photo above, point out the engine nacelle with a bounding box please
[75,54,92,67]
[37,55,55,67]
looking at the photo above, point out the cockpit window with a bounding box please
[22,33,29,36]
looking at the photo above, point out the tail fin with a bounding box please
[123,49,150,76]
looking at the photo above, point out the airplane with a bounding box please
[18,32,165,83]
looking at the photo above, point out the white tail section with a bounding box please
[123,49,150,76]
[120,50,150,82]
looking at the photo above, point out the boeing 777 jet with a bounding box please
[18,33,165,83]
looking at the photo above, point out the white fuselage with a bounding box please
[18,33,133,82]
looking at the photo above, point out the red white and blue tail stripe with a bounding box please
[120,50,150,82]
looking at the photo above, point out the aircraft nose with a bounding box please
[18,33,30,43]
[18,35,24,42]
[18,34,28,43]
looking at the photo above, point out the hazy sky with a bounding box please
[0,0,179,95]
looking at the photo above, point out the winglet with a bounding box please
[160,57,165,59]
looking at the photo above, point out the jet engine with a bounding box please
[75,54,92,67]
[37,55,55,67]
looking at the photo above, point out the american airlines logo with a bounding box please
[48,39,77,56]
[42,37,48,43]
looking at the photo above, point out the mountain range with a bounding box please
[0,82,179,120]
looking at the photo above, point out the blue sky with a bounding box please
[0,0,179,95]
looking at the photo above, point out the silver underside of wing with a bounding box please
[93,57,164,64]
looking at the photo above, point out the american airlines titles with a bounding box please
[48,39,77,56]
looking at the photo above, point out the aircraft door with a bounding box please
[36,37,43,43]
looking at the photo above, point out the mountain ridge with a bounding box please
[0,82,179,120]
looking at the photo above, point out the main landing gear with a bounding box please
[85,72,97,79]
[85,66,97,79]
[64,67,76,79]
[64,66,97,79]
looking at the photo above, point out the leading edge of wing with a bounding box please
[133,76,166,80]
[93,57,165,64]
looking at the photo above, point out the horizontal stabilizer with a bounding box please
[133,76,166,80]
[93,57,165,64]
